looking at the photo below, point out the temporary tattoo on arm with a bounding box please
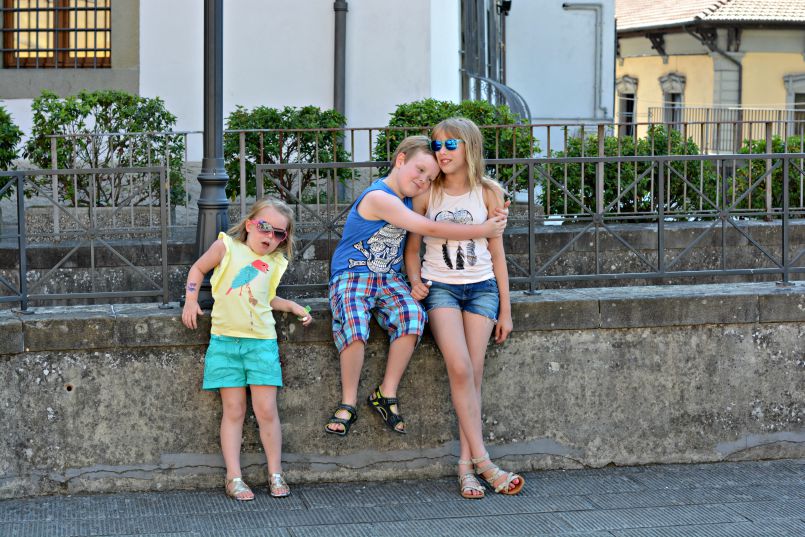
[186,282,198,293]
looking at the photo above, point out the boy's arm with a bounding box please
[404,194,430,301]
[361,190,506,240]
[484,187,512,344]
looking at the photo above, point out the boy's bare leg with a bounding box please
[376,333,417,432]
[379,333,417,397]
[326,340,365,433]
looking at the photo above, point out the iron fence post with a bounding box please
[160,167,171,307]
[657,160,665,275]
[16,173,30,313]
[50,137,59,237]
[239,131,247,217]
[765,122,773,218]
[781,156,791,286]
[526,161,538,294]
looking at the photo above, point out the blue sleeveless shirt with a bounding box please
[330,179,412,281]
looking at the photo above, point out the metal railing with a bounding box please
[254,153,805,295]
[647,107,805,153]
[0,166,170,311]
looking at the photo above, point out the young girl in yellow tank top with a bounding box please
[182,198,312,501]
[404,118,524,498]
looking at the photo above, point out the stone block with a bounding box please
[21,305,117,352]
[0,311,23,355]
[758,285,805,322]
[600,294,758,328]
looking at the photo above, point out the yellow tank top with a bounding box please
[209,232,288,339]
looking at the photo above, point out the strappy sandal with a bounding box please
[472,452,525,495]
[224,476,254,501]
[268,473,290,497]
[458,459,485,499]
[367,386,406,434]
[325,403,357,436]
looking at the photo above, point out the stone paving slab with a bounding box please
[0,460,802,537]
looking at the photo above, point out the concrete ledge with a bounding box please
[1,283,804,498]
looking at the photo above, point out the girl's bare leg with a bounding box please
[220,387,254,500]
[251,385,283,475]
[428,308,489,469]
[461,310,521,492]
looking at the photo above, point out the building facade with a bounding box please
[1,0,615,144]
[615,0,805,144]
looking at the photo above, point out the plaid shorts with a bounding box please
[329,271,427,353]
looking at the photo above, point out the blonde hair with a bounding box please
[431,117,503,204]
[391,134,437,168]
[227,197,295,259]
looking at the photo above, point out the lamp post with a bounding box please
[194,0,229,308]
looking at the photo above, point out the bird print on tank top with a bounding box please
[434,208,476,270]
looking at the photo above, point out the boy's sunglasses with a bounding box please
[249,219,288,241]
[430,138,464,152]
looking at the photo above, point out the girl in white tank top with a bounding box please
[404,118,523,499]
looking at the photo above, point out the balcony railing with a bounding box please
[647,106,805,153]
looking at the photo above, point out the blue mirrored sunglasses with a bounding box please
[430,138,463,151]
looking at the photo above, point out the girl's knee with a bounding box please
[222,400,247,422]
[446,358,474,386]
[253,400,278,424]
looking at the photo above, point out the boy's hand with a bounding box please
[181,300,202,330]
[410,280,431,301]
[482,215,507,238]
[493,199,511,219]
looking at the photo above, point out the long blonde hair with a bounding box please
[430,117,502,204]
[227,197,295,259]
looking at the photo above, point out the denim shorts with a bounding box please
[202,334,282,390]
[422,278,500,322]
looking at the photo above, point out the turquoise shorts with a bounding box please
[202,334,282,391]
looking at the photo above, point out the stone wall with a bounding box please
[1,282,803,498]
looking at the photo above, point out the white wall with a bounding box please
[429,0,461,103]
[506,0,615,122]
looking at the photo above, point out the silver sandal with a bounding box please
[269,473,291,497]
[458,458,485,499]
[224,476,254,501]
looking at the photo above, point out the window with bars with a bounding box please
[619,94,636,136]
[794,93,805,136]
[2,0,111,68]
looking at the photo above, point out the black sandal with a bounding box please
[325,403,357,436]
[367,386,406,434]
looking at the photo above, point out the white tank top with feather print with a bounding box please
[420,185,494,284]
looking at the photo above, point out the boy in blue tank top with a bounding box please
[325,135,508,436]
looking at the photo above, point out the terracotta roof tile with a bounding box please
[617,0,805,32]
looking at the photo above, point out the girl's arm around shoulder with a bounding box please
[270,296,313,326]
[361,190,506,241]
[181,239,227,330]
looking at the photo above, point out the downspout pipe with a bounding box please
[562,2,608,119]
[333,1,348,116]
[684,25,742,120]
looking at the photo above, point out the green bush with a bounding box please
[23,89,186,206]
[0,105,23,199]
[733,135,805,212]
[374,99,536,190]
[547,125,716,217]
[223,105,351,203]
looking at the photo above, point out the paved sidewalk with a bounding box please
[1,459,803,537]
